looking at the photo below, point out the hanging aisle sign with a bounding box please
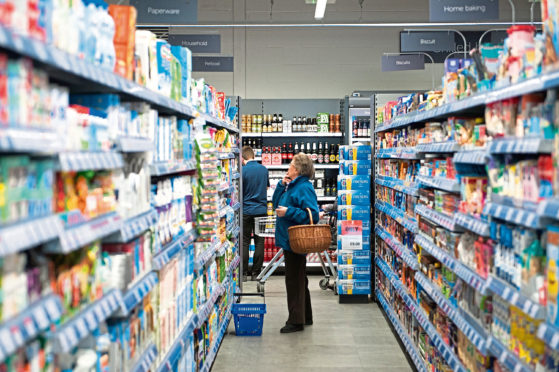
[429,0,499,21]
[401,32,456,53]
[131,0,198,25]
[381,54,425,72]
[168,34,221,54]
[192,56,234,72]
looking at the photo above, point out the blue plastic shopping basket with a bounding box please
[232,293,266,336]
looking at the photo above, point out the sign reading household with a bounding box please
[401,32,456,53]
[131,0,198,24]
[429,0,499,21]
[168,34,221,54]
[192,56,234,72]
[381,54,425,72]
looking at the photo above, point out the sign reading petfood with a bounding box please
[401,32,456,53]
[381,54,425,72]
[429,0,499,21]
[168,34,221,54]
[132,0,198,24]
[192,56,234,72]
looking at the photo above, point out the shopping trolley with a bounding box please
[253,213,338,294]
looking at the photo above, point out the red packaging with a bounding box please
[216,92,225,119]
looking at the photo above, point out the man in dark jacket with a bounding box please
[242,146,269,281]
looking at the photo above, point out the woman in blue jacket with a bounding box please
[272,153,320,333]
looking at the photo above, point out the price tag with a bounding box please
[22,317,37,337]
[45,298,61,320]
[551,333,559,349]
[75,318,88,337]
[107,294,117,309]
[65,327,78,347]
[33,307,49,329]
[84,311,96,330]
[100,299,111,315]
[0,328,15,354]
[10,326,24,346]
[93,305,104,319]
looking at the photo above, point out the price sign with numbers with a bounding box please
[340,220,363,250]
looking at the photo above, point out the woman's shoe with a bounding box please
[305,319,313,326]
[280,324,304,333]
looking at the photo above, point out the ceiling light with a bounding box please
[315,0,327,20]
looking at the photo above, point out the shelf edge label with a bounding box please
[168,34,221,54]
[131,0,198,25]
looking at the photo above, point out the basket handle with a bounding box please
[307,208,313,225]
[234,292,265,304]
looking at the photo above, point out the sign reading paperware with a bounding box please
[131,0,198,24]
[168,34,221,54]
[401,32,456,53]
[381,54,425,72]
[429,0,499,21]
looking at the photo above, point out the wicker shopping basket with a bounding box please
[288,208,332,254]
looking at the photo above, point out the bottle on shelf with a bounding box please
[317,142,324,164]
[294,142,299,155]
[329,144,336,163]
[353,119,359,138]
[324,143,330,164]
[288,143,294,162]
[311,143,318,162]
[282,143,288,164]
[306,142,311,155]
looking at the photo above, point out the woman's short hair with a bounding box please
[292,153,315,180]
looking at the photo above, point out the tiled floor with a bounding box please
[212,275,413,371]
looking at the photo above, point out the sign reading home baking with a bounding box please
[168,34,221,54]
[192,56,234,72]
[401,32,456,53]
[381,54,425,72]
[131,0,198,24]
[429,0,499,21]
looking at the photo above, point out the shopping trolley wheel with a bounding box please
[257,282,265,293]
[319,278,329,290]
[333,284,338,296]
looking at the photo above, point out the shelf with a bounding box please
[536,198,559,220]
[0,215,63,256]
[375,225,419,270]
[218,152,235,160]
[246,132,343,138]
[130,343,158,372]
[228,256,241,275]
[216,241,229,256]
[375,175,419,196]
[229,225,240,239]
[232,172,241,180]
[352,138,371,142]
[200,305,233,372]
[376,291,428,372]
[105,209,158,243]
[0,127,61,154]
[200,113,239,134]
[195,282,227,329]
[194,240,220,271]
[156,313,198,372]
[415,204,461,232]
[376,147,419,160]
[241,133,262,137]
[375,257,467,372]
[152,229,197,270]
[150,160,196,177]
[454,212,490,237]
[416,141,459,153]
[483,202,543,229]
[415,272,488,354]
[264,164,339,169]
[58,151,124,172]
[375,68,559,133]
[45,212,123,254]
[317,196,337,202]
[0,294,64,363]
[416,175,460,193]
[415,234,488,294]
[114,272,159,317]
[375,201,417,233]
[232,202,241,212]
[486,336,533,372]
[537,323,559,351]
[219,205,233,218]
[52,289,123,353]
[489,137,553,154]
[231,148,240,154]
[453,149,488,165]
[116,137,154,153]
[486,275,545,319]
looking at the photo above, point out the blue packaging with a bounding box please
[337,279,371,295]
[156,40,172,96]
[338,190,370,206]
[337,250,371,265]
[340,145,372,161]
[337,205,370,221]
[340,160,371,176]
[338,175,370,191]
[337,265,371,280]
[170,45,190,103]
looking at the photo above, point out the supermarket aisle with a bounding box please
[212,276,412,372]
